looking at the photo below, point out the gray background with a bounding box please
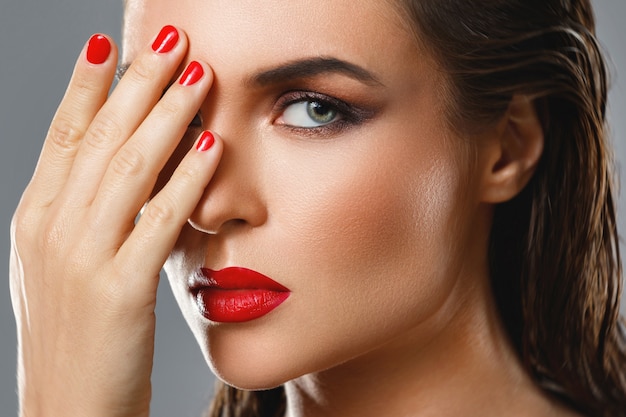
[0,1,624,416]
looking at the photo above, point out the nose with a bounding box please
[188,133,267,235]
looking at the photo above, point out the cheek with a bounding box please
[321,172,455,290]
[192,132,472,389]
[264,134,467,346]
[270,131,462,281]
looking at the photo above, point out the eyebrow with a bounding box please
[246,57,383,87]
[116,56,383,88]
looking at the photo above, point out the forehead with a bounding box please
[122,0,418,71]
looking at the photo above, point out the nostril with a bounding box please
[188,217,250,235]
[218,218,250,232]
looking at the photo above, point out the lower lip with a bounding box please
[193,267,290,323]
[195,289,290,323]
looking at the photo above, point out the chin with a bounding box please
[211,368,288,391]
[204,340,301,391]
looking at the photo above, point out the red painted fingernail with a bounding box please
[86,34,111,64]
[196,131,215,152]
[152,25,179,53]
[179,61,204,86]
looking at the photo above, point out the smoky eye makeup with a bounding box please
[116,63,378,136]
[272,90,378,137]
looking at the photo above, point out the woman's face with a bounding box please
[123,0,489,389]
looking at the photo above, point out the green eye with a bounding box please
[282,100,340,128]
[306,101,337,125]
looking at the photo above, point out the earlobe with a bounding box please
[480,95,544,203]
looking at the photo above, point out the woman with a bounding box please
[9,0,626,416]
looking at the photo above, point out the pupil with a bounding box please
[307,101,336,123]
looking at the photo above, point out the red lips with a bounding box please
[192,267,290,323]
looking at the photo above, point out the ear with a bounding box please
[479,95,544,203]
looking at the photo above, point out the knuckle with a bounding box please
[157,98,184,119]
[40,217,68,253]
[84,115,123,151]
[173,163,199,186]
[110,147,147,177]
[10,209,35,247]
[72,72,104,101]
[126,57,158,85]
[11,200,48,247]
[142,198,177,227]
[47,117,82,153]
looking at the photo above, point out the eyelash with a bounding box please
[274,91,371,136]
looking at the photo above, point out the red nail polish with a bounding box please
[179,61,204,86]
[152,25,179,53]
[197,131,215,152]
[86,34,111,64]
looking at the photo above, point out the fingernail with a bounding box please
[86,34,111,64]
[179,61,204,86]
[152,25,179,53]
[196,131,215,152]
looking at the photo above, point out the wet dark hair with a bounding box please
[208,1,626,416]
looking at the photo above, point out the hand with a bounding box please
[9,27,221,417]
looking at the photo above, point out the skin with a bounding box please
[10,0,580,416]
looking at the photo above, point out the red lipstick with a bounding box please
[192,267,290,323]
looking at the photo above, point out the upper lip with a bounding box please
[190,267,290,292]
